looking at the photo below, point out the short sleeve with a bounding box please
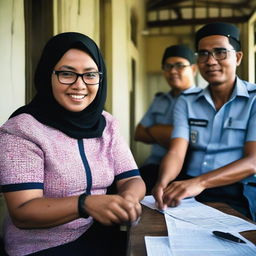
[0,131,44,192]
[171,96,190,141]
[110,119,140,180]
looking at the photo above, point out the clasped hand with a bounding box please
[84,194,142,226]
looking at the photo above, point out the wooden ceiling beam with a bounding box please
[147,0,253,10]
[196,0,252,9]
[147,15,250,27]
[147,0,188,10]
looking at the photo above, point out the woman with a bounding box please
[0,32,145,256]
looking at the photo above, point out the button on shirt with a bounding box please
[172,77,256,177]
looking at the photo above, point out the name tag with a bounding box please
[188,118,208,127]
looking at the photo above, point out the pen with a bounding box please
[212,231,246,244]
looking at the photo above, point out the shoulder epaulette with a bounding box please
[155,92,164,97]
[181,87,202,95]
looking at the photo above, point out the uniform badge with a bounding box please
[190,130,198,144]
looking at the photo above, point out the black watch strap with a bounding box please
[78,193,89,218]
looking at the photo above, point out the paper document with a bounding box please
[165,214,256,256]
[145,234,256,256]
[145,236,173,256]
[141,195,256,232]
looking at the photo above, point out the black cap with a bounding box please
[161,44,195,66]
[195,22,240,50]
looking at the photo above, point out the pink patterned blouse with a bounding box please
[0,111,139,256]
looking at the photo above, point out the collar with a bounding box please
[169,85,196,98]
[195,76,249,102]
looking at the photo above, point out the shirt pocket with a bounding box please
[151,100,168,114]
[223,118,247,146]
[224,118,247,130]
[151,100,170,123]
[188,119,209,148]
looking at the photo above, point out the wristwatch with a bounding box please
[78,193,89,218]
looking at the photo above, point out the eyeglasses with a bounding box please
[162,63,190,72]
[53,70,103,85]
[195,48,236,63]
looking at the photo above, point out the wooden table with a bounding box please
[127,203,256,256]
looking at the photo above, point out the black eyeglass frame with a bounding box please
[194,48,236,63]
[53,70,103,85]
[162,63,191,72]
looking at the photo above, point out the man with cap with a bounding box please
[153,22,256,221]
[134,44,197,194]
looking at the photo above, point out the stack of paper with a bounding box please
[142,196,256,256]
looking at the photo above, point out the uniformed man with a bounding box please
[153,22,256,221]
[134,45,197,194]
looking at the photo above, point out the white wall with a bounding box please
[103,0,146,146]
[53,0,100,43]
[0,0,25,125]
[111,0,130,142]
[248,12,256,83]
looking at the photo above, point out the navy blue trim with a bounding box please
[0,182,44,192]
[115,169,140,181]
[78,139,92,195]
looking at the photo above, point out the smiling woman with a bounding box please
[0,32,146,256]
[51,49,100,112]
[9,32,108,139]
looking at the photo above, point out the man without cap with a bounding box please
[134,45,197,194]
[153,22,256,221]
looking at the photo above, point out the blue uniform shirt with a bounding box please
[140,87,195,165]
[172,77,256,220]
[140,91,175,165]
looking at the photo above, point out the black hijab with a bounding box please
[10,32,107,139]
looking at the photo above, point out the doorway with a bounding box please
[24,0,53,103]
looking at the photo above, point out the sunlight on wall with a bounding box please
[0,0,25,125]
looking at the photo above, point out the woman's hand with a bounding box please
[84,194,142,225]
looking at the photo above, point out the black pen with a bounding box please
[212,231,246,244]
